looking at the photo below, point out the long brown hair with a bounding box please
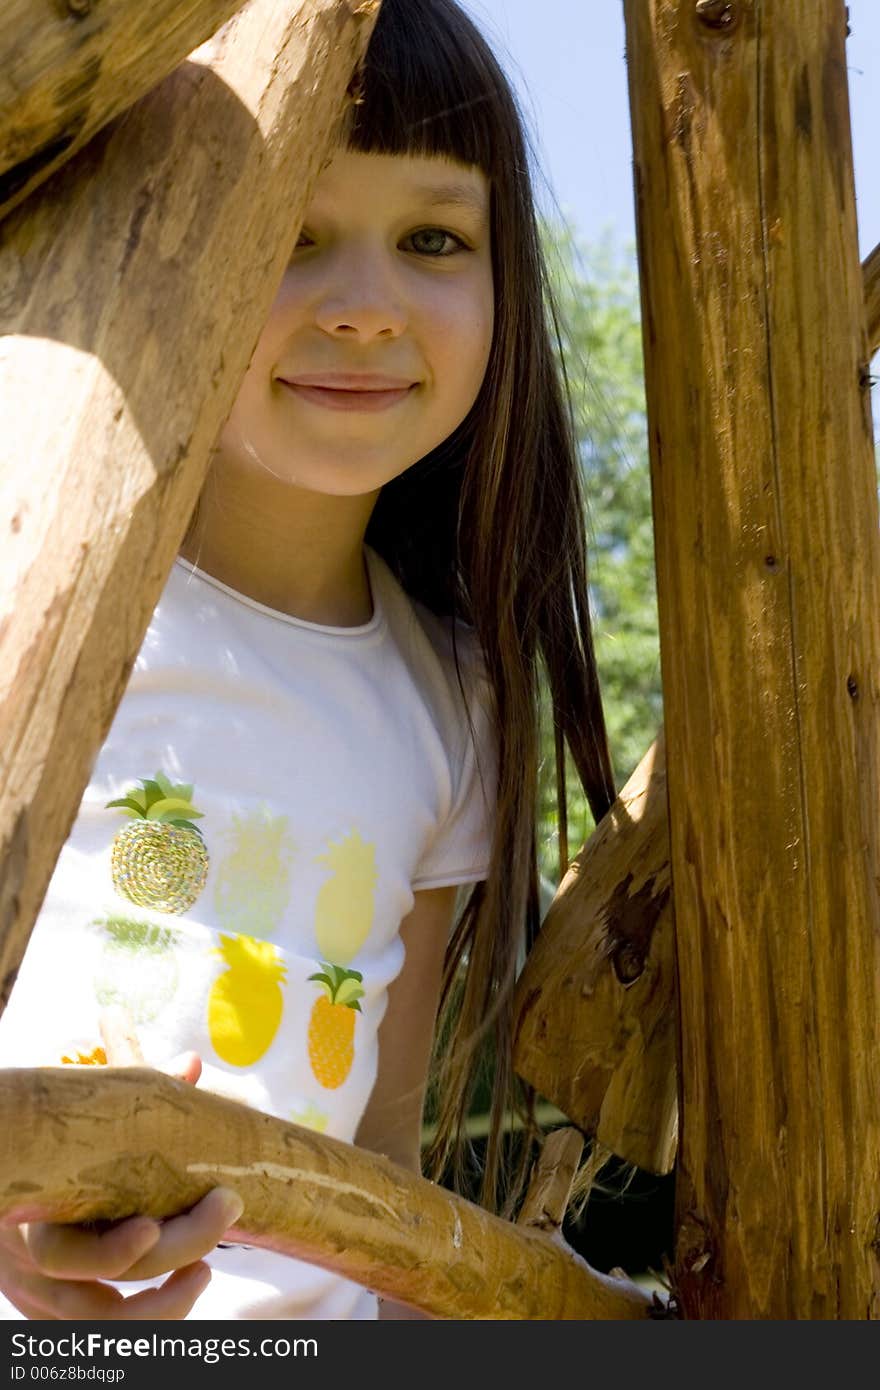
[351,0,616,1212]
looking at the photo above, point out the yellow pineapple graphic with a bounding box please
[208,934,286,1067]
[290,1101,329,1133]
[307,963,364,1089]
[214,807,294,937]
[106,772,208,914]
[314,830,377,965]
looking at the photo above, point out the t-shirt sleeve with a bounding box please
[411,654,498,892]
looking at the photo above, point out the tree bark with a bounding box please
[0,1068,654,1321]
[0,0,379,1015]
[624,0,880,1318]
[0,0,246,222]
[514,732,677,1175]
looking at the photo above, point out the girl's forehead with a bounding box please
[309,149,489,213]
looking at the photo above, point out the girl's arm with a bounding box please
[354,883,459,1321]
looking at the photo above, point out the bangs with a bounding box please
[347,0,521,178]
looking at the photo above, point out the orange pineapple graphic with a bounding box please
[60,1044,107,1066]
[208,934,286,1067]
[307,963,364,1089]
[106,773,208,914]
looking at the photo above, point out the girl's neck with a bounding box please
[178,458,379,627]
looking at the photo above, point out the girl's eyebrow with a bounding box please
[408,183,488,218]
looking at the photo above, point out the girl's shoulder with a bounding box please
[367,548,488,689]
[366,549,494,754]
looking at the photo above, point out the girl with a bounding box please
[0,0,615,1320]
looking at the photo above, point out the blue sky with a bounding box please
[464,0,880,261]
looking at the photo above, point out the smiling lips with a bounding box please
[279,373,417,412]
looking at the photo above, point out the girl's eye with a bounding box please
[291,228,467,257]
[404,228,465,257]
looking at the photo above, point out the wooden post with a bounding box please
[624,0,880,1318]
[0,0,246,220]
[0,0,380,1013]
[509,244,877,1179]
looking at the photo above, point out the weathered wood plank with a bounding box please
[0,1068,654,1320]
[0,0,246,221]
[624,0,880,1318]
[0,0,379,1014]
[516,1127,585,1234]
[513,732,677,1175]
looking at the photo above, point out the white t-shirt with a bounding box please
[0,546,496,1320]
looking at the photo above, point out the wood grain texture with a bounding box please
[624,0,880,1318]
[0,0,380,1016]
[0,0,246,221]
[513,733,677,1175]
[516,1127,585,1234]
[0,1068,654,1321]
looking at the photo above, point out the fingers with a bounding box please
[1,1223,213,1320]
[168,1050,202,1085]
[23,1188,244,1284]
[98,1006,144,1065]
[7,1260,212,1321]
[119,1188,244,1281]
[23,1216,161,1281]
[98,1005,202,1085]
[115,1263,213,1319]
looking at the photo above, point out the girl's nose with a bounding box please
[314,253,407,342]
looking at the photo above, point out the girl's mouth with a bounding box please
[280,372,419,408]
[281,382,414,412]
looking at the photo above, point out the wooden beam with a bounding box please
[0,0,246,222]
[624,0,880,1319]
[0,1068,654,1321]
[513,732,677,1175]
[0,0,379,1014]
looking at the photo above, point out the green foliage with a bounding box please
[538,226,662,887]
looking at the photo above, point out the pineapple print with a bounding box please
[290,1101,329,1133]
[314,830,377,965]
[307,963,364,1089]
[60,1044,107,1066]
[214,807,294,937]
[92,916,180,1025]
[107,772,208,914]
[208,934,286,1067]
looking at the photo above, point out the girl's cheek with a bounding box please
[428,276,492,342]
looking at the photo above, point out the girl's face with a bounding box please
[219,150,494,497]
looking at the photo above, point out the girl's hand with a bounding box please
[0,1009,244,1320]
